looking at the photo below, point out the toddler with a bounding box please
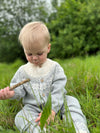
[0,21,90,133]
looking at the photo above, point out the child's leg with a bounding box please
[15,105,45,133]
[61,95,90,133]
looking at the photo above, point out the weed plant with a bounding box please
[0,55,100,133]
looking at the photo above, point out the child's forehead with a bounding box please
[25,49,43,53]
[24,45,46,53]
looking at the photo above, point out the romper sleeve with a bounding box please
[51,63,67,113]
[10,67,26,100]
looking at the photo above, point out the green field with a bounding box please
[0,55,100,133]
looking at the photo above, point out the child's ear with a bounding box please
[48,43,51,53]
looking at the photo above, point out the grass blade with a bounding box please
[40,93,51,130]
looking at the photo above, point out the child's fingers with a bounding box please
[5,87,15,98]
[0,88,6,99]
[0,87,14,100]
[35,115,41,123]
[35,113,42,123]
[1,87,9,99]
[38,121,40,126]
[0,89,4,99]
[39,113,42,116]
[35,113,42,125]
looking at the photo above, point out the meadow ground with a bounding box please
[0,55,100,133]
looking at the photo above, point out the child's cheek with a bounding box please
[41,56,46,62]
[27,56,31,62]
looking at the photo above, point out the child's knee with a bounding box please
[66,96,87,122]
[15,110,29,132]
[14,110,41,133]
[66,95,81,108]
[15,111,24,131]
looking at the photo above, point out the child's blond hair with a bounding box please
[19,21,50,50]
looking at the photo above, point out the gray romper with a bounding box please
[10,59,89,133]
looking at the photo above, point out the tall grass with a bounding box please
[56,55,100,133]
[0,59,24,132]
[0,55,100,133]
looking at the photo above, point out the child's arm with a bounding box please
[51,63,67,114]
[0,87,15,100]
[10,67,27,100]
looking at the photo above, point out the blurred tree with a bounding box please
[0,0,49,62]
[48,0,100,59]
[0,0,48,36]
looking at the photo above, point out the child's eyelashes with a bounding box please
[37,52,43,56]
[27,53,32,56]
[27,52,43,56]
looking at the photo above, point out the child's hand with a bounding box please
[35,110,56,126]
[0,87,15,100]
[35,112,42,125]
[46,110,56,125]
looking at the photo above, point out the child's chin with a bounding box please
[34,62,42,67]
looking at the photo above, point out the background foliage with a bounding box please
[48,0,100,58]
[0,0,100,62]
[0,0,49,62]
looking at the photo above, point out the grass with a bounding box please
[0,55,100,133]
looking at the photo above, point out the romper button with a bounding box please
[42,93,45,97]
[41,79,44,82]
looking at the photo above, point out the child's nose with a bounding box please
[33,55,38,60]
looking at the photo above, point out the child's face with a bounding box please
[24,43,51,67]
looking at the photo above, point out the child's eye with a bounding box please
[27,53,32,56]
[37,52,43,56]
